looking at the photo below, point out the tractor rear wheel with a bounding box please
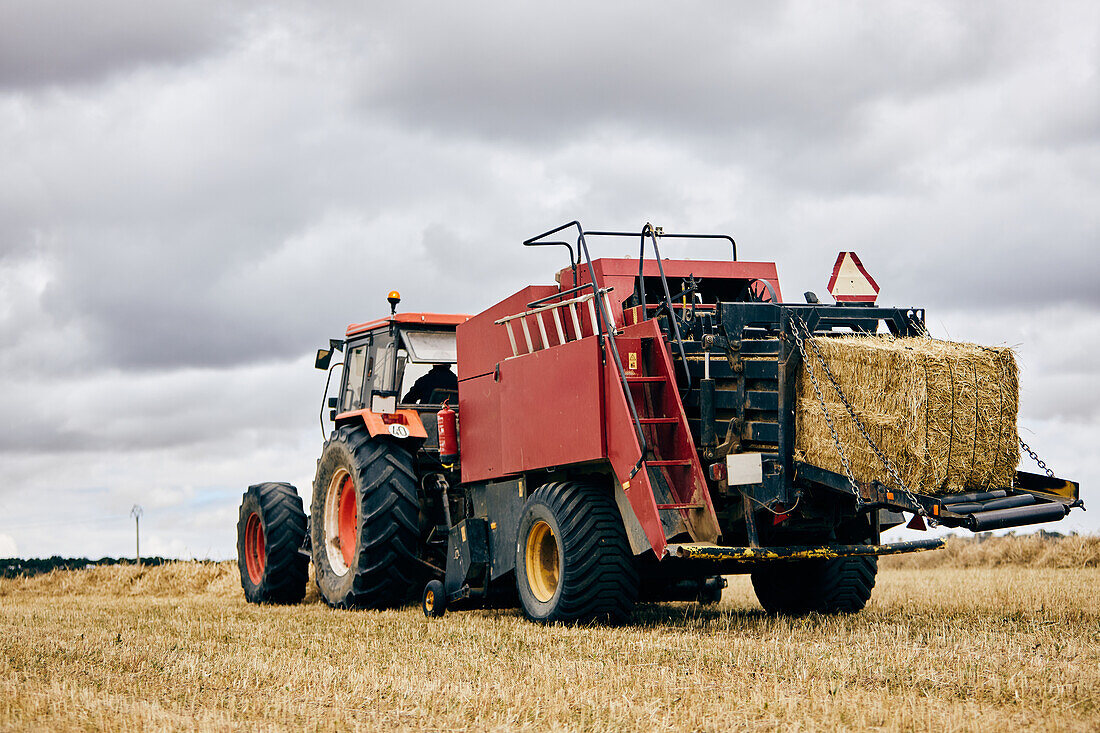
[750,518,879,615]
[236,482,309,604]
[514,481,638,623]
[311,426,420,609]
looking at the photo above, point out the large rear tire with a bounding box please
[311,426,420,609]
[750,517,879,615]
[514,481,638,623]
[236,482,309,604]
[750,556,877,614]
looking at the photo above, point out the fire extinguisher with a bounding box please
[437,399,459,465]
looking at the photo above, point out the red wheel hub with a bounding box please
[244,512,266,584]
[337,475,357,568]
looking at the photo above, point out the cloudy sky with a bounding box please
[1,1,1097,559]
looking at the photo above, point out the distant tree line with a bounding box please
[0,556,175,579]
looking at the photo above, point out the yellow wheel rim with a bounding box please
[525,520,560,603]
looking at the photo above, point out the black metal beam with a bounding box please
[663,538,945,563]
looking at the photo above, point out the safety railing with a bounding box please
[494,286,618,357]
[522,222,648,478]
[587,224,694,393]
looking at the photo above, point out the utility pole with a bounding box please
[130,505,143,566]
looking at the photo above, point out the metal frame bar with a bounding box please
[664,538,944,562]
[584,229,737,261]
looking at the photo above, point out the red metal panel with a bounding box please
[456,285,559,379]
[559,257,783,308]
[601,337,667,557]
[458,372,503,484]
[497,337,605,476]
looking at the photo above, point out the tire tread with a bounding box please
[519,481,638,623]
[236,481,309,604]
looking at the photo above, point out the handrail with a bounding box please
[584,230,737,261]
[496,292,595,324]
[521,237,577,287]
[523,222,649,478]
[495,290,607,356]
[527,282,594,309]
[637,223,692,394]
[577,226,737,394]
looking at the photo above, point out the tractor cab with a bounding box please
[316,295,469,451]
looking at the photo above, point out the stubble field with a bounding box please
[1,536,1098,732]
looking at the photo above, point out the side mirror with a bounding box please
[315,349,332,370]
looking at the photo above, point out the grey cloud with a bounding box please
[0,358,318,454]
[0,0,244,89]
[358,3,1011,147]
[2,1,1099,556]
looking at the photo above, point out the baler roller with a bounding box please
[941,490,1008,505]
[936,489,1074,531]
[946,494,1035,514]
[966,502,1070,531]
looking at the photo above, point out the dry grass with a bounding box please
[2,552,1098,732]
[881,533,1100,570]
[795,336,1019,495]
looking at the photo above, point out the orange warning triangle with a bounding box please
[827,252,880,303]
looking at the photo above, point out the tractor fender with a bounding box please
[334,408,428,442]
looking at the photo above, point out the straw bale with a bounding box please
[794,336,1019,496]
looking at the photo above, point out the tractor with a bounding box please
[237,222,1082,622]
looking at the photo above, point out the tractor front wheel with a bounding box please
[514,481,638,623]
[236,482,309,604]
[311,426,421,608]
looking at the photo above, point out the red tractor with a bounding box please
[237,222,1081,622]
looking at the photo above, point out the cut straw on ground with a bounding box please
[1,540,1097,732]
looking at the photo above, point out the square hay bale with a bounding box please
[795,336,1020,496]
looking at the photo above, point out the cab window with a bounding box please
[400,330,457,363]
[343,345,368,411]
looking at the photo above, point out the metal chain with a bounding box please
[1019,438,1056,478]
[794,317,933,522]
[790,319,863,505]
